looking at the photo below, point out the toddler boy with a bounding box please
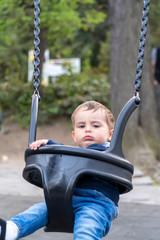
[0,101,119,240]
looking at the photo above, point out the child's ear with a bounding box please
[107,129,114,142]
[72,131,76,142]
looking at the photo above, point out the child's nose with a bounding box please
[85,125,91,132]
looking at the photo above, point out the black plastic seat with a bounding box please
[23,96,140,233]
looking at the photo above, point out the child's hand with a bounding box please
[30,139,48,150]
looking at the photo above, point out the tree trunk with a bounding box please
[109,0,160,179]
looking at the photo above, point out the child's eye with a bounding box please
[93,124,99,128]
[79,124,85,128]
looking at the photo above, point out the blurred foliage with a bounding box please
[0,0,159,127]
[0,71,110,128]
[149,0,160,47]
[0,0,108,82]
[0,0,110,127]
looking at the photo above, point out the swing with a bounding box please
[23,0,150,233]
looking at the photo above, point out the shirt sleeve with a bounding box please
[47,139,63,145]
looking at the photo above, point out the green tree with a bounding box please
[0,0,33,82]
[0,0,107,83]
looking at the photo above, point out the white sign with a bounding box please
[28,50,81,86]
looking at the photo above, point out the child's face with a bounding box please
[72,108,113,148]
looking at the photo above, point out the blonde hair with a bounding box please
[71,101,115,131]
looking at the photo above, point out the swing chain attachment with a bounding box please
[134,0,150,96]
[28,0,40,146]
[33,0,40,95]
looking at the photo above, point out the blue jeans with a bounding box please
[10,189,118,240]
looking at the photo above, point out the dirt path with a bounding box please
[0,117,74,169]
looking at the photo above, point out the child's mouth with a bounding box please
[84,136,93,141]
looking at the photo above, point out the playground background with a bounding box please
[1,117,160,185]
[0,117,73,169]
[1,118,160,240]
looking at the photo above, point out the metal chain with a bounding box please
[134,0,150,95]
[33,0,40,93]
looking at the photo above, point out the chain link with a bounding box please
[134,0,150,95]
[33,0,40,93]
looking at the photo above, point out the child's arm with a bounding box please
[30,139,48,150]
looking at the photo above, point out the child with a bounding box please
[0,101,119,240]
